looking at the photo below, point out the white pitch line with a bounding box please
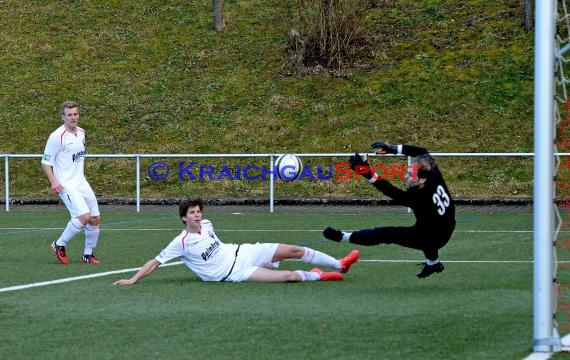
[0,259,544,294]
[0,261,182,293]
[0,227,536,233]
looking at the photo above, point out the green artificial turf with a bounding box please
[0,206,535,359]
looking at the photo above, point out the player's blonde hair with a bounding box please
[60,100,79,115]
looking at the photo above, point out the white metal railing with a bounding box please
[1,152,562,213]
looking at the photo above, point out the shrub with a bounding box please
[285,0,375,72]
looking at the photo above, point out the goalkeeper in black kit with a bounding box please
[324,141,456,278]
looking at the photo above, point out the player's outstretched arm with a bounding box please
[346,151,411,203]
[400,144,428,157]
[371,141,398,154]
[347,153,374,180]
[114,258,161,286]
[371,141,428,157]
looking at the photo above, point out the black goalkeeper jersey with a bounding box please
[371,145,455,232]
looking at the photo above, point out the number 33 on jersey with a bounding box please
[432,185,451,215]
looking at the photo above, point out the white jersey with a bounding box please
[155,220,239,281]
[41,124,87,190]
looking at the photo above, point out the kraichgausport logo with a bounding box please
[146,161,421,182]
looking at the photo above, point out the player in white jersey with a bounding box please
[113,198,360,285]
[41,101,101,265]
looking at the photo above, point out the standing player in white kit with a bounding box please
[41,100,101,265]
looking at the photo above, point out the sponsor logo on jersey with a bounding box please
[201,239,220,262]
[42,154,51,161]
[72,150,85,163]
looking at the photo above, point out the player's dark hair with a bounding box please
[414,154,440,180]
[179,198,204,225]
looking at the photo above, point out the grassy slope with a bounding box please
[0,0,534,200]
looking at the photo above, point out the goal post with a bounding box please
[534,0,557,352]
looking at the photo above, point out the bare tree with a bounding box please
[213,0,224,31]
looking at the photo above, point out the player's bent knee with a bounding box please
[275,244,304,260]
[77,213,91,225]
[89,216,100,226]
[290,245,305,258]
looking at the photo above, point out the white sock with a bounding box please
[84,224,100,255]
[295,270,320,282]
[426,259,439,266]
[300,247,341,271]
[55,218,83,246]
[342,232,352,242]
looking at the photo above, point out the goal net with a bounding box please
[550,0,570,352]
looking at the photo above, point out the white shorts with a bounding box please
[224,243,280,282]
[60,183,100,219]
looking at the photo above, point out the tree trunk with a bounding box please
[213,0,224,31]
[524,0,534,30]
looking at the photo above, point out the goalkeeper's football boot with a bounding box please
[339,249,360,273]
[417,262,444,278]
[51,242,69,265]
[80,254,100,264]
[311,268,344,281]
[323,226,343,242]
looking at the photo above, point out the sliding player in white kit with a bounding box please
[114,198,360,285]
[41,101,101,265]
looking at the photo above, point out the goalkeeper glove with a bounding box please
[371,141,398,154]
[348,153,373,180]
